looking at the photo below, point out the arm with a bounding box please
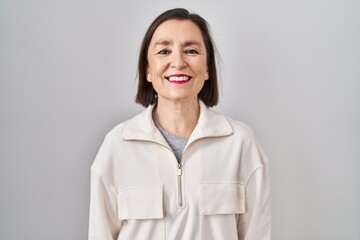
[88,169,122,240]
[237,141,271,240]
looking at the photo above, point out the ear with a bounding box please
[146,69,151,82]
[204,72,209,81]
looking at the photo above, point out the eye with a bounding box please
[157,49,171,55]
[185,49,199,55]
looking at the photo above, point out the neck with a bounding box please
[154,97,200,138]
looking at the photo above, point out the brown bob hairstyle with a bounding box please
[135,8,219,107]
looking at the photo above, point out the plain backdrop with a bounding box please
[1,0,359,239]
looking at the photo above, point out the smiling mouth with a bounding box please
[166,75,192,84]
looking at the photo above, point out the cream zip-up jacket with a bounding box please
[89,101,271,240]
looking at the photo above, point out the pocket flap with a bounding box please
[118,186,163,220]
[199,182,245,215]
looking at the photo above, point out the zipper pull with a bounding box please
[177,164,182,175]
[177,163,183,208]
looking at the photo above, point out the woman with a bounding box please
[89,8,271,240]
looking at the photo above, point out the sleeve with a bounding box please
[237,141,271,240]
[88,169,123,240]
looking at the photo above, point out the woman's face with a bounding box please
[147,19,208,104]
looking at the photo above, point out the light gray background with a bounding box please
[1,0,359,239]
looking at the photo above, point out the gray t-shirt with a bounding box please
[153,117,188,163]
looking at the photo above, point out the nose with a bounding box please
[171,50,187,69]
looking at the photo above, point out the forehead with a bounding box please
[150,19,205,45]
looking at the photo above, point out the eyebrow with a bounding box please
[153,39,202,47]
[153,39,173,47]
[183,40,202,47]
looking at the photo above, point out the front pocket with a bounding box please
[117,185,164,220]
[199,182,245,215]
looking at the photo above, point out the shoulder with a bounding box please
[220,113,257,142]
[211,111,268,175]
[223,114,269,168]
[91,109,148,172]
[214,112,265,157]
[103,106,151,142]
[227,116,254,135]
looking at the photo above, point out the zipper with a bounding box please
[177,163,183,207]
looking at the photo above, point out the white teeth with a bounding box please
[168,76,190,81]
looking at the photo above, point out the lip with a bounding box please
[165,74,192,84]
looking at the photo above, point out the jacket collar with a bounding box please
[122,101,233,145]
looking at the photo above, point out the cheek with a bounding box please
[193,57,207,70]
[148,59,168,76]
[195,60,208,76]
